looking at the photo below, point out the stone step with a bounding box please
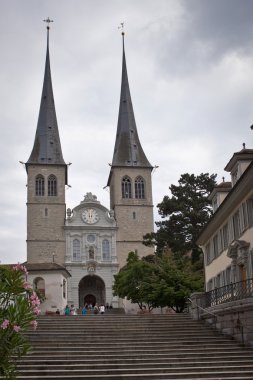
[17,360,253,369]
[26,343,241,352]
[14,367,253,378]
[14,376,253,380]
[15,314,253,379]
[22,352,253,360]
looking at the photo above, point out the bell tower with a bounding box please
[107,32,154,266]
[25,20,67,264]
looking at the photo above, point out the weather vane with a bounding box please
[118,22,125,35]
[43,17,54,29]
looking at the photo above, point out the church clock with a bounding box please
[82,209,99,224]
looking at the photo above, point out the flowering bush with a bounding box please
[0,263,40,379]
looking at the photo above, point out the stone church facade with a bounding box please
[65,192,119,308]
[24,26,154,313]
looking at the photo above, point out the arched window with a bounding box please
[89,246,95,260]
[62,279,66,299]
[135,176,145,199]
[48,175,57,196]
[73,239,81,261]
[102,239,110,261]
[35,175,44,196]
[33,277,45,297]
[122,176,132,198]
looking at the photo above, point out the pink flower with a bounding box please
[30,320,38,331]
[12,263,28,275]
[22,282,32,290]
[1,319,9,329]
[33,307,41,315]
[13,325,21,333]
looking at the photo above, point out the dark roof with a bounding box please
[224,148,253,171]
[208,181,232,200]
[26,28,65,167]
[24,262,71,277]
[110,35,152,169]
[215,181,232,189]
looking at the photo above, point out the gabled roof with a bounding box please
[26,27,65,167]
[197,160,253,245]
[25,262,71,277]
[110,34,152,169]
[208,181,232,200]
[224,148,253,172]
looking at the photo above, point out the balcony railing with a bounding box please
[205,278,253,307]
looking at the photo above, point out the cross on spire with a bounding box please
[118,22,125,36]
[43,17,54,29]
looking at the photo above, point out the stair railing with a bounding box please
[188,297,218,329]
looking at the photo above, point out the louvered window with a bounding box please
[135,176,145,199]
[35,175,44,196]
[122,176,132,198]
[48,175,57,196]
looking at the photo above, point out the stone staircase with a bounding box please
[16,313,253,379]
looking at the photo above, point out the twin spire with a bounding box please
[27,23,151,170]
[111,32,152,168]
[26,21,65,166]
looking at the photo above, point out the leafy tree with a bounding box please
[0,264,40,379]
[113,251,203,312]
[143,173,217,261]
[113,252,156,311]
[148,252,203,312]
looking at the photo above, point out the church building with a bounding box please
[24,23,154,313]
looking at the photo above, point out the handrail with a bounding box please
[187,298,217,319]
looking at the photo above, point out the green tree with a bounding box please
[113,252,156,311]
[0,264,40,379]
[148,253,203,312]
[143,173,217,261]
[113,252,203,313]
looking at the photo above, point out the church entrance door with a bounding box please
[79,275,105,308]
[84,294,96,307]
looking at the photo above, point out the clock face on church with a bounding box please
[82,209,99,224]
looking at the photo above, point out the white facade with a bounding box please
[26,264,70,314]
[64,192,119,309]
[198,148,253,291]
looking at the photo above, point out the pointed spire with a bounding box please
[27,21,65,166]
[111,32,152,168]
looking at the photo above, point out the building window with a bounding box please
[241,202,249,231]
[233,211,240,239]
[48,175,57,196]
[87,234,96,243]
[207,279,213,292]
[232,167,239,186]
[133,211,136,220]
[222,224,228,250]
[212,196,218,212]
[122,176,132,198]
[225,266,231,285]
[135,176,145,199]
[33,277,45,297]
[205,243,210,265]
[247,199,253,226]
[63,279,66,299]
[102,239,110,261]
[35,175,44,196]
[73,239,81,261]
[213,234,218,259]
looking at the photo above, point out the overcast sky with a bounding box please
[1,0,253,264]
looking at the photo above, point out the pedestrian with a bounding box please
[64,305,70,315]
[99,305,105,314]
